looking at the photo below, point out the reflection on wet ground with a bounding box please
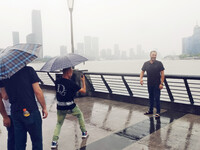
[1,89,200,150]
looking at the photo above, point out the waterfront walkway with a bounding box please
[1,89,200,150]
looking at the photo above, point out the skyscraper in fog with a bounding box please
[84,36,99,60]
[60,46,67,56]
[26,10,43,58]
[182,24,200,55]
[12,32,20,45]
[32,10,43,58]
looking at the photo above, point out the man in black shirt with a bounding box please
[140,51,165,118]
[1,66,48,150]
[51,67,88,149]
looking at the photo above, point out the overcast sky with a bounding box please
[0,0,200,57]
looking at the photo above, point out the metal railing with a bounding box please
[36,70,200,113]
[83,72,200,106]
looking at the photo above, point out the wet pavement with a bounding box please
[1,89,200,150]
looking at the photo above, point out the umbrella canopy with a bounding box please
[40,53,88,72]
[0,43,41,80]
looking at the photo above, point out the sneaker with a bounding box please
[155,114,160,118]
[144,111,153,115]
[51,141,58,149]
[82,131,89,139]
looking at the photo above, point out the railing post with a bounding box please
[101,75,112,94]
[122,76,133,97]
[84,74,95,92]
[47,72,55,84]
[164,78,174,102]
[184,79,194,105]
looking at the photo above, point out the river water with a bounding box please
[29,59,200,76]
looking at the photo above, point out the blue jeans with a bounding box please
[148,85,161,114]
[7,116,15,150]
[11,110,43,150]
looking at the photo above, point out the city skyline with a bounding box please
[182,24,200,55]
[1,0,200,57]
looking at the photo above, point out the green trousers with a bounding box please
[52,106,86,142]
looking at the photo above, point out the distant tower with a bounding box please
[32,10,43,58]
[182,24,200,55]
[84,36,99,60]
[60,46,67,56]
[12,32,20,45]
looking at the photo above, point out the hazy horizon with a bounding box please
[1,0,200,57]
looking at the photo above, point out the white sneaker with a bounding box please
[51,141,58,149]
[82,131,89,139]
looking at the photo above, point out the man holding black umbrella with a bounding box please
[51,67,88,149]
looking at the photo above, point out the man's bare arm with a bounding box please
[140,70,145,85]
[32,82,48,119]
[0,93,10,127]
[159,70,165,89]
[79,75,86,93]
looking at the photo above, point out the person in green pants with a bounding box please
[51,67,88,149]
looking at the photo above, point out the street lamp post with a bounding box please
[67,0,75,54]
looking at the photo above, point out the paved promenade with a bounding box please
[1,89,200,150]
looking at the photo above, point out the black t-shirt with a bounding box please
[142,60,165,86]
[0,66,40,113]
[56,78,81,110]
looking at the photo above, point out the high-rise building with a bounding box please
[60,46,67,56]
[182,24,200,55]
[32,10,43,58]
[136,44,144,59]
[26,10,43,58]
[84,36,99,60]
[12,32,20,45]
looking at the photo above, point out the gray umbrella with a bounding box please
[40,53,88,72]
